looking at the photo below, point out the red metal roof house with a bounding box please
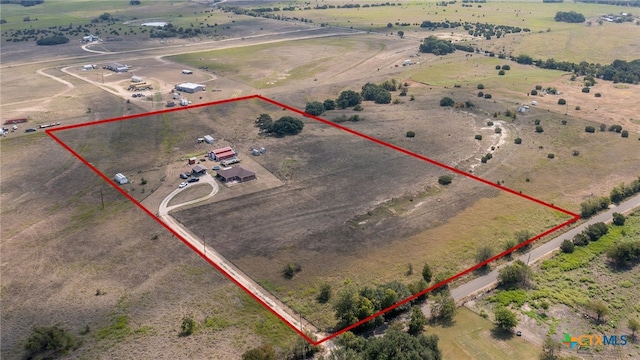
[209,146,236,161]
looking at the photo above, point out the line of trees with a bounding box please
[0,0,43,6]
[577,0,640,7]
[419,36,455,55]
[333,280,418,330]
[419,19,529,40]
[36,35,69,45]
[304,79,404,118]
[512,56,640,84]
[330,327,442,360]
[571,222,609,246]
[580,177,640,217]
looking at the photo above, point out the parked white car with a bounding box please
[179,182,188,189]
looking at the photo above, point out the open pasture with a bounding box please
[2,0,639,356]
[53,96,572,332]
[229,0,640,63]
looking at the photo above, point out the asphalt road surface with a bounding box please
[451,193,640,303]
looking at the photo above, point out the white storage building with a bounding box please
[175,82,206,93]
[114,173,128,185]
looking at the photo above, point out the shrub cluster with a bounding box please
[554,11,586,23]
[572,222,608,246]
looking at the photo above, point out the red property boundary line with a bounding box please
[47,94,580,346]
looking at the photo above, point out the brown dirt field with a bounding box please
[526,75,640,134]
[0,134,272,359]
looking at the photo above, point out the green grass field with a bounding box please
[169,37,382,89]
[407,54,566,90]
[230,0,640,64]
[427,307,541,360]
[532,211,640,322]
[0,0,212,33]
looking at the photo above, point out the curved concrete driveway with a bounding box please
[158,174,218,216]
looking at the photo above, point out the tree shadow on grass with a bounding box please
[490,328,515,340]
[429,317,456,328]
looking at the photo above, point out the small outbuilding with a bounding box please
[188,157,197,165]
[204,135,214,144]
[191,164,207,176]
[131,75,144,83]
[114,173,128,185]
[216,166,256,183]
[105,62,129,72]
[175,83,206,93]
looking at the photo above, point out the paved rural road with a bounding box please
[157,174,322,341]
[451,194,640,304]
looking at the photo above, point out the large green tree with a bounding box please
[334,287,361,328]
[408,306,428,335]
[475,246,494,269]
[305,101,325,116]
[419,36,455,55]
[498,260,531,288]
[268,116,304,136]
[337,90,362,108]
[430,290,456,324]
[360,329,442,360]
[361,82,391,104]
[493,307,518,331]
[255,113,272,131]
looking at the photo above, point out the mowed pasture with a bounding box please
[55,97,571,331]
[233,0,640,63]
[169,36,389,90]
[428,307,541,360]
[0,0,193,30]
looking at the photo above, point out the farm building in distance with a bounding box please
[131,75,144,83]
[191,164,207,176]
[114,173,128,185]
[104,63,129,72]
[4,118,27,125]
[209,147,236,161]
[175,82,206,93]
[204,135,214,144]
[216,166,256,183]
[82,35,99,42]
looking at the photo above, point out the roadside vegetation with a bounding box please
[478,210,640,357]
